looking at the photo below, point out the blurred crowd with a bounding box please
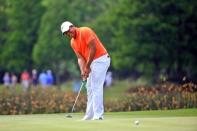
[2,69,54,91]
[2,70,113,92]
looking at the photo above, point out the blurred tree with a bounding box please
[69,0,112,24]
[0,0,8,69]
[1,0,196,82]
[130,0,197,81]
[92,0,197,82]
[0,0,44,73]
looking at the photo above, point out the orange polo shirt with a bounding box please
[71,27,107,61]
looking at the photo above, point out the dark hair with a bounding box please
[69,25,74,28]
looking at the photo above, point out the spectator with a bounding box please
[104,71,113,88]
[3,72,11,88]
[32,69,38,87]
[11,73,18,88]
[21,70,30,91]
[38,71,48,88]
[46,70,54,86]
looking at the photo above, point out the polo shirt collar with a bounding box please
[74,27,80,39]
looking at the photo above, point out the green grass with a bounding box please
[0,109,197,131]
[104,80,132,100]
[59,80,133,101]
[103,79,151,100]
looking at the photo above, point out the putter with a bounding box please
[66,80,87,118]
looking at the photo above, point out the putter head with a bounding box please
[66,114,72,118]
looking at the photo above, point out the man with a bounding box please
[61,21,110,120]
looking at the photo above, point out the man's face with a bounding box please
[64,26,76,38]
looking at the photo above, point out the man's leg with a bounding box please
[82,76,94,120]
[91,55,110,120]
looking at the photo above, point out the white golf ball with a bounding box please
[134,120,139,125]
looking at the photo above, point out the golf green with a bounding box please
[0,109,197,131]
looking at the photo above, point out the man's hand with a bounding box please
[84,65,91,80]
[81,65,91,80]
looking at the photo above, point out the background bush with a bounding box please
[0,82,196,115]
[105,82,197,111]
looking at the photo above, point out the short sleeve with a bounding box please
[71,40,79,54]
[82,28,95,45]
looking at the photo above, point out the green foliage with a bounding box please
[0,0,8,69]
[0,0,44,73]
[0,82,196,114]
[0,87,86,114]
[0,0,196,81]
[92,0,197,81]
[105,82,197,111]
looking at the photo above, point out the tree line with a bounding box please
[0,0,196,83]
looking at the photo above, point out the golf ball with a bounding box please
[134,120,139,125]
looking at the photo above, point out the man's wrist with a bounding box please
[85,63,90,69]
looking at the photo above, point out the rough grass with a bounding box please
[0,109,197,131]
[60,79,133,101]
[0,79,156,101]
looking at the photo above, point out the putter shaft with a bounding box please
[70,80,86,113]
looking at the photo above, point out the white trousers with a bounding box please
[84,54,110,119]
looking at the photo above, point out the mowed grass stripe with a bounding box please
[0,109,197,131]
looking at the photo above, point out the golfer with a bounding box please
[61,21,110,120]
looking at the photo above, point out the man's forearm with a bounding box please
[86,51,95,68]
[86,40,96,68]
[78,58,86,72]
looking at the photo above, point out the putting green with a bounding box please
[0,109,197,131]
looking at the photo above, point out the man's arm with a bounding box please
[86,39,96,69]
[82,39,96,79]
[74,39,96,80]
[75,52,86,80]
